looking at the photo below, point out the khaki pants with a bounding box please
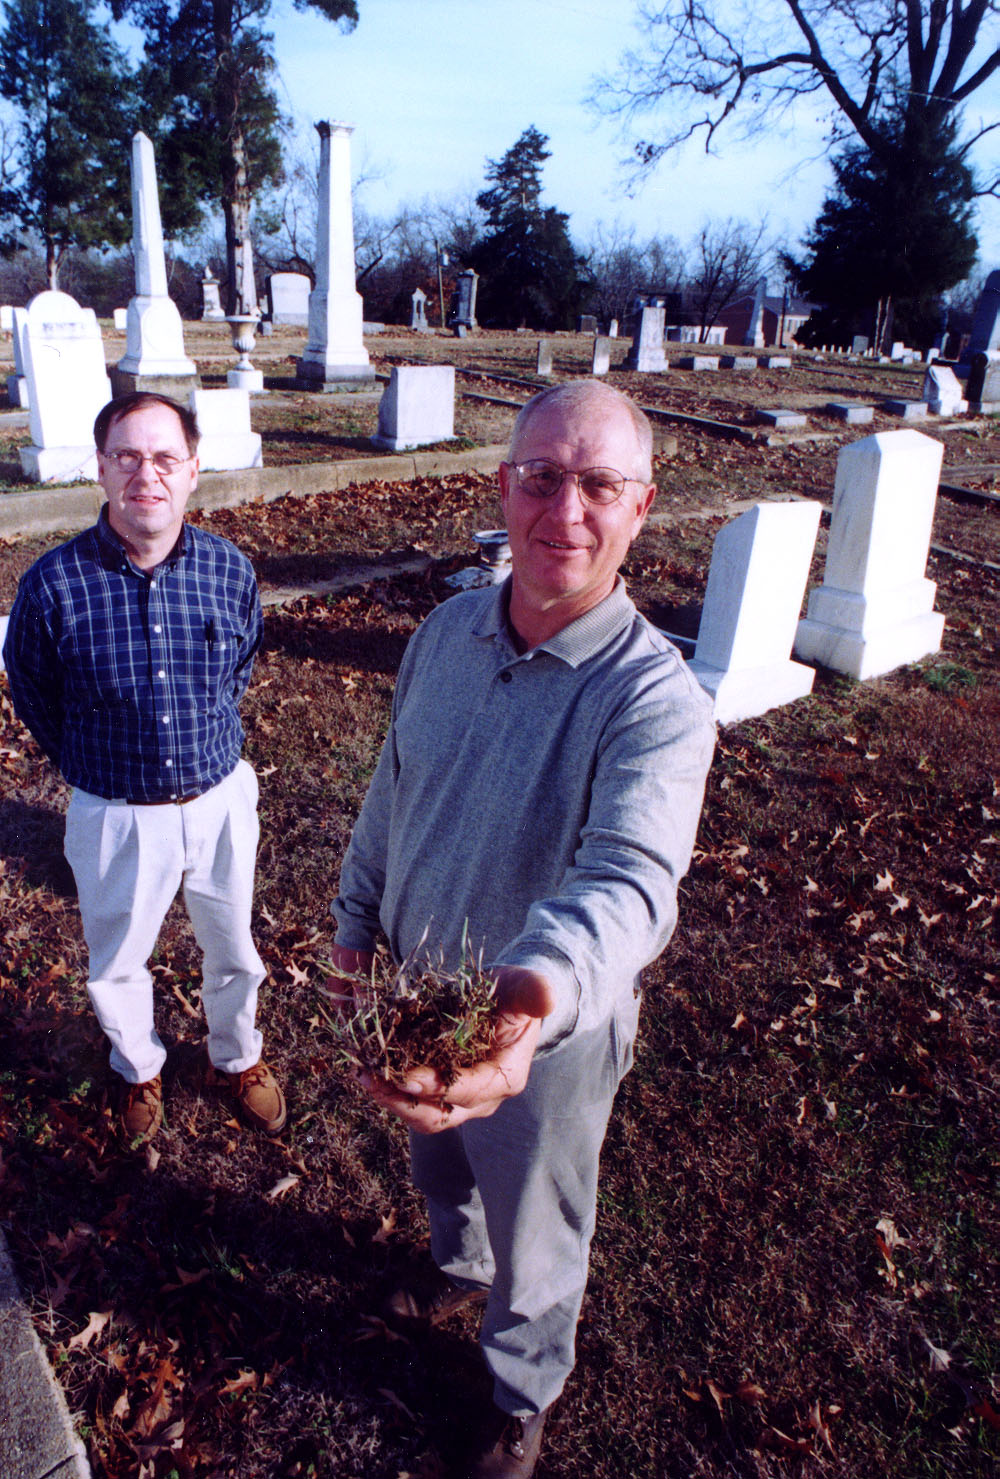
[64,760,265,1084]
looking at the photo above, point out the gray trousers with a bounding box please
[409,996,638,1415]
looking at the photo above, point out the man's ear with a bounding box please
[631,480,656,536]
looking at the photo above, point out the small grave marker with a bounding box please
[758,408,807,430]
[826,402,874,425]
[591,336,612,376]
[883,399,927,420]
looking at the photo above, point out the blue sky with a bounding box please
[273,0,1000,266]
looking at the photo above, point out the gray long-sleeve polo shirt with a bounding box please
[332,577,716,1051]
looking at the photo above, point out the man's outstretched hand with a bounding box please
[358,965,556,1134]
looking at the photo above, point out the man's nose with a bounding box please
[130,456,161,485]
[547,471,589,514]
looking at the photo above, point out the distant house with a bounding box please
[632,287,797,345]
[627,291,720,344]
[714,293,818,347]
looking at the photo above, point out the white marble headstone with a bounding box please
[20,290,111,482]
[189,388,262,470]
[922,364,967,416]
[591,337,611,376]
[267,272,311,326]
[794,430,945,679]
[373,365,455,451]
[689,499,822,723]
[624,306,667,372]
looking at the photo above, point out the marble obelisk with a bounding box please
[112,132,199,399]
[295,121,374,390]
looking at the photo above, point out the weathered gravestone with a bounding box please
[112,308,128,331]
[794,430,945,679]
[113,132,198,400]
[267,272,311,326]
[189,388,262,470]
[7,308,29,408]
[450,270,478,331]
[0,306,12,333]
[720,355,756,370]
[296,121,374,390]
[536,340,553,376]
[591,336,612,375]
[922,364,967,416]
[201,269,225,321]
[851,335,870,355]
[576,315,598,334]
[372,365,455,451]
[678,355,719,371]
[689,500,822,723]
[608,319,618,338]
[410,287,430,332]
[623,306,667,372]
[965,351,1000,410]
[20,290,112,482]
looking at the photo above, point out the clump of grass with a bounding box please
[315,929,498,1090]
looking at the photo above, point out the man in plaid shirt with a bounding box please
[3,392,285,1145]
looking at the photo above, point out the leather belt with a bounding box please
[122,791,204,806]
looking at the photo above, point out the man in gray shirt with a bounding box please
[331,380,715,1478]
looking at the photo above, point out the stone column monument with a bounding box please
[112,132,198,399]
[743,277,767,347]
[295,121,374,390]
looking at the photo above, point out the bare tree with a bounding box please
[687,217,769,340]
[596,0,1000,193]
[584,221,685,322]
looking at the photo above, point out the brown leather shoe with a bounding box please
[119,1076,163,1146]
[226,1060,287,1134]
[383,1264,488,1330]
[462,1404,549,1479]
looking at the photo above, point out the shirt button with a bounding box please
[157,669,166,678]
[165,759,173,767]
[162,716,169,724]
[500,671,513,684]
[153,624,162,633]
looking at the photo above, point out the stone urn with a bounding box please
[224,313,265,392]
[473,529,512,582]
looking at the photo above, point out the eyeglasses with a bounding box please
[513,459,642,506]
[104,450,193,475]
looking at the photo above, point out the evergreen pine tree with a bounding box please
[0,0,135,287]
[798,109,978,347]
[468,126,589,330]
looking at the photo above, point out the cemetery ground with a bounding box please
[0,331,997,1478]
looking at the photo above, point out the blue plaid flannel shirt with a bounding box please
[3,509,262,803]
